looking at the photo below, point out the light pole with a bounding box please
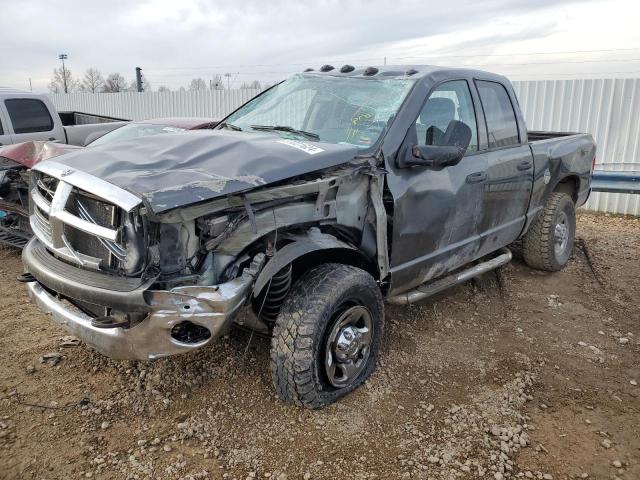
[58,54,68,93]
[135,67,143,92]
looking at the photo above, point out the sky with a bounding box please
[2,0,640,93]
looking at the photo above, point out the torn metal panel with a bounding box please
[156,172,360,223]
[215,202,335,256]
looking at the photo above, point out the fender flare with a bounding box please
[251,228,356,297]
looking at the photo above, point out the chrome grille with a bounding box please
[30,171,126,271]
[74,198,126,261]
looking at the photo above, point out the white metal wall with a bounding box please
[50,89,261,121]
[50,78,640,215]
[512,79,640,216]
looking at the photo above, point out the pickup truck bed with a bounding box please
[525,131,594,230]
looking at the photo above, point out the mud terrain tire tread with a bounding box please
[522,192,575,271]
[270,263,384,409]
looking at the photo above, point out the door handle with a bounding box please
[466,171,487,184]
[48,137,56,141]
[517,160,533,171]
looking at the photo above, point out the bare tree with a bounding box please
[48,67,79,94]
[157,85,171,93]
[240,80,261,90]
[81,68,104,93]
[189,78,207,91]
[103,73,127,93]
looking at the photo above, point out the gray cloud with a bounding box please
[0,0,617,91]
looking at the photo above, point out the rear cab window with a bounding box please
[4,98,54,134]
[475,81,519,149]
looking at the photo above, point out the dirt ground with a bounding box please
[0,212,638,480]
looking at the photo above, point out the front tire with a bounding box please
[522,192,576,271]
[270,263,384,409]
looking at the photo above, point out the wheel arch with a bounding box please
[553,174,580,202]
[252,229,378,299]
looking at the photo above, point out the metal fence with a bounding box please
[50,78,640,216]
[513,78,640,216]
[51,89,261,121]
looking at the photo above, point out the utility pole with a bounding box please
[384,56,387,66]
[135,67,143,92]
[29,78,33,92]
[224,73,232,90]
[58,54,68,93]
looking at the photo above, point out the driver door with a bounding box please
[387,79,489,295]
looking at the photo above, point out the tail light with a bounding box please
[591,155,596,173]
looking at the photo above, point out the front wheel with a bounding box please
[270,263,384,409]
[522,192,576,271]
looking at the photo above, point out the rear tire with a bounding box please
[522,192,576,271]
[270,263,384,409]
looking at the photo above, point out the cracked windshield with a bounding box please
[222,73,415,149]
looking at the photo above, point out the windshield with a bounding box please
[222,74,415,149]
[88,123,186,147]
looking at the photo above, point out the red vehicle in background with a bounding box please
[0,117,219,248]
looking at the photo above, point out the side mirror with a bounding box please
[398,120,472,169]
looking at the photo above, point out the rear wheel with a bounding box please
[522,192,576,271]
[270,263,384,409]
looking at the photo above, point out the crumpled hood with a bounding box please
[0,141,83,169]
[38,130,360,213]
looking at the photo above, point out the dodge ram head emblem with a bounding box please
[61,169,75,177]
[543,169,551,185]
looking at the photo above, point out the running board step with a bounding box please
[387,248,512,305]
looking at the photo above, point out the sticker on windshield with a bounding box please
[277,139,324,155]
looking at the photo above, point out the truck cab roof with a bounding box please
[0,87,43,97]
[302,64,509,83]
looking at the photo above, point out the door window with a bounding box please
[476,81,519,148]
[415,80,478,152]
[4,98,54,134]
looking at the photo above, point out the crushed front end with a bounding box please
[21,157,379,361]
[22,160,267,360]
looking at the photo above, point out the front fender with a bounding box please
[251,228,356,297]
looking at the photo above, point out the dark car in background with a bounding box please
[0,117,219,248]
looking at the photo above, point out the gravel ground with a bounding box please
[0,212,638,480]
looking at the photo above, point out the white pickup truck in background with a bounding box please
[0,88,127,147]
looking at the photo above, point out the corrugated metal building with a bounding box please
[513,79,640,216]
[50,78,640,215]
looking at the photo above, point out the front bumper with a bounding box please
[23,238,265,360]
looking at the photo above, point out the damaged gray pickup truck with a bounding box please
[21,65,595,408]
